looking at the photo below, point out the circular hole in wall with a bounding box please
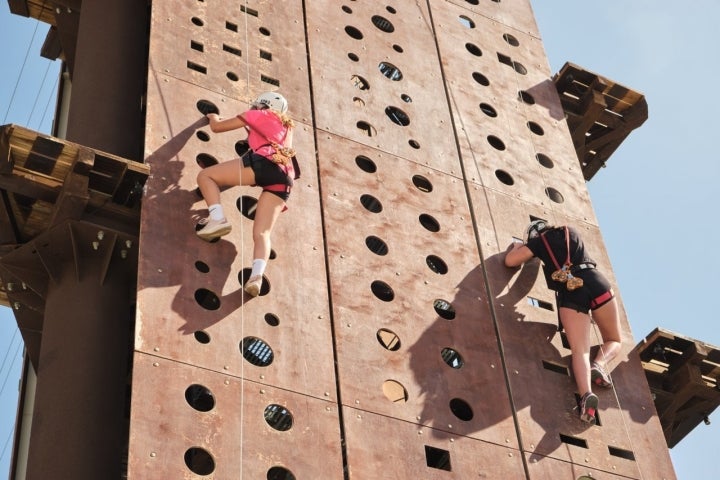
[259,27,271,36]
[536,153,554,168]
[366,235,389,255]
[191,17,204,27]
[241,336,274,366]
[487,135,506,151]
[351,74,369,90]
[513,61,527,75]
[348,52,359,62]
[377,328,401,351]
[408,139,420,149]
[545,187,564,204]
[226,71,239,82]
[412,175,433,192]
[519,90,535,104]
[386,106,410,126]
[392,44,404,53]
[371,280,395,302]
[234,140,250,157]
[355,155,377,173]
[441,348,465,369]
[345,25,363,39]
[360,194,383,213]
[372,15,395,32]
[419,214,440,232]
[196,153,219,168]
[267,466,296,480]
[382,380,408,403]
[472,72,490,86]
[194,288,220,310]
[185,384,216,412]
[356,120,377,137]
[426,255,448,274]
[503,33,520,46]
[480,103,497,117]
[184,447,215,476]
[379,62,403,81]
[465,42,482,56]
[239,268,270,296]
[195,261,210,273]
[194,330,210,344]
[237,195,258,220]
[196,131,210,142]
[527,121,544,136]
[265,313,280,327]
[495,169,514,185]
[434,299,456,320]
[458,15,475,28]
[449,398,474,421]
[196,100,219,115]
[264,404,294,431]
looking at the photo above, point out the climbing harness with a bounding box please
[540,227,583,291]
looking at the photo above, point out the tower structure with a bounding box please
[1,0,686,479]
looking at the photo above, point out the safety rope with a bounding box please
[238,1,253,478]
[505,22,648,480]
[590,324,645,479]
[416,4,647,477]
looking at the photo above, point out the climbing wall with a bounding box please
[130,0,675,478]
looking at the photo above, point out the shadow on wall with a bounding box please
[140,116,251,334]
[407,247,653,460]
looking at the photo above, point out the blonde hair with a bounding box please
[274,111,294,128]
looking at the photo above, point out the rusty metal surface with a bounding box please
[148,0,312,123]
[128,352,344,479]
[430,2,592,222]
[343,406,525,479]
[473,188,674,478]
[306,0,460,171]
[319,134,518,448]
[137,71,335,399]
[132,0,675,479]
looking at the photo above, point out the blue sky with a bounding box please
[0,2,717,479]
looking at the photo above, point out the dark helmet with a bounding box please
[526,219,550,241]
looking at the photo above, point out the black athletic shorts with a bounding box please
[243,152,293,201]
[556,269,614,314]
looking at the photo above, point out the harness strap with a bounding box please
[590,289,614,310]
[540,226,571,270]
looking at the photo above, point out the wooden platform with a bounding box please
[636,328,720,448]
[0,124,149,308]
[553,62,648,181]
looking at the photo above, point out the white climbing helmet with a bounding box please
[526,219,550,241]
[252,92,288,113]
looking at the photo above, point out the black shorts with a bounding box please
[556,269,614,314]
[243,152,293,201]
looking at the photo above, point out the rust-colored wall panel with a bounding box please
[306,0,460,172]
[128,352,344,479]
[343,406,525,479]
[318,133,519,447]
[472,189,674,478]
[127,0,678,478]
[137,73,335,399]
[148,0,313,122]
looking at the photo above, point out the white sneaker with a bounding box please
[196,217,231,241]
[244,275,262,297]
